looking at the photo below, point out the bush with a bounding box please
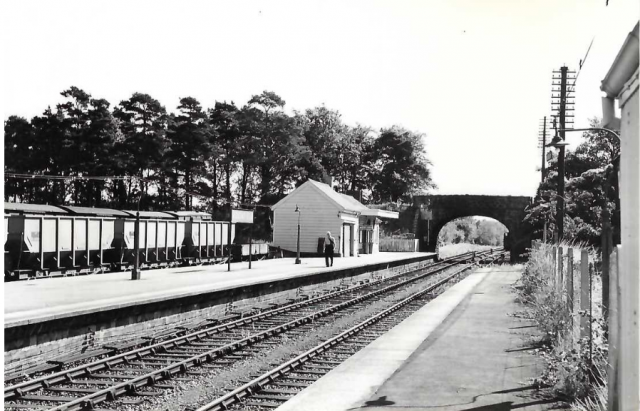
[518,243,569,345]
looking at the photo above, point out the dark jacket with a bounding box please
[324,237,335,253]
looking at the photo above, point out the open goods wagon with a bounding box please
[4,203,266,281]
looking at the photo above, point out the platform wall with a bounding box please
[5,254,435,375]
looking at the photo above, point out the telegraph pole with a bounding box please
[557,67,567,241]
[551,66,575,241]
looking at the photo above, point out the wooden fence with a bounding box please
[379,238,419,252]
[532,241,623,410]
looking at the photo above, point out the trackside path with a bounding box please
[276,265,560,411]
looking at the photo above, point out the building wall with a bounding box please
[272,184,344,254]
[618,68,639,407]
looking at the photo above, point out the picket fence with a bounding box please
[379,238,419,252]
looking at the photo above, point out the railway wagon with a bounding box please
[112,210,186,271]
[171,211,235,265]
[4,202,271,281]
[4,203,118,280]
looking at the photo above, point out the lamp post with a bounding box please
[132,186,143,280]
[547,132,569,241]
[295,205,301,264]
[132,211,141,280]
[558,128,620,140]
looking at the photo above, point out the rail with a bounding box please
[4,248,503,410]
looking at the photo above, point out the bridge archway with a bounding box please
[436,216,508,248]
[413,195,533,260]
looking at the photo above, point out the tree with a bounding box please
[30,107,68,204]
[247,91,303,203]
[335,125,376,196]
[438,217,507,246]
[209,101,242,205]
[113,93,168,208]
[4,86,436,215]
[370,126,434,203]
[296,106,346,182]
[166,97,211,210]
[84,98,122,207]
[235,105,263,205]
[52,87,121,206]
[524,118,619,245]
[4,116,35,202]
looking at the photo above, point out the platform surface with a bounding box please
[4,252,433,326]
[277,265,558,411]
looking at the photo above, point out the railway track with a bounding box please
[195,251,507,411]
[4,251,478,384]
[4,249,504,411]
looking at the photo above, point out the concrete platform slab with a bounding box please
[4,252,432,326]
[276,265,556,411]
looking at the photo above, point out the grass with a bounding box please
[518,241,608,409]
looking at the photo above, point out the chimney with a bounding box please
[321,172,334,188]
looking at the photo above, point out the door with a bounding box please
[343,223,351,257]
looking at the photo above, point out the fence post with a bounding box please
[566,248,574,340]
[552,246,557,284]
[557,247,564,295]
[607,247,619,411]
[601,215,612,320]
[589,260,594,363]
[571,249,580,345]
[580,250,591,341]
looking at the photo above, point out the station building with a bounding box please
[270,179,398,257]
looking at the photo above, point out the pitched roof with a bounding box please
[271,179,368,212]
[308,180,368,211]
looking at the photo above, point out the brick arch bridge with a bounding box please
[412,195,533,260]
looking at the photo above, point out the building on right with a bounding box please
[600,21,639,410]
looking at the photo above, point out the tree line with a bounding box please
[438,217,507,246]
[4,87,434,214]
[524,118,620,246]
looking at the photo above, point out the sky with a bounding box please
[2,0,638,198]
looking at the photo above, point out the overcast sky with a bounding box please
[2,0,638,197]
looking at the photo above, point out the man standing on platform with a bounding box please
[325,231,335,267]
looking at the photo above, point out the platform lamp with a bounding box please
[295,204,301,264]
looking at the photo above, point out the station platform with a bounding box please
[4,252,435,351]
[277,265,560,411]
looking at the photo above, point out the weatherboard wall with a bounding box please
[272,183,354,256]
